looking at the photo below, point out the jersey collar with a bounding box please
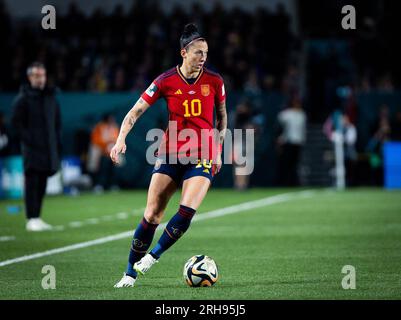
[176,65,204,85]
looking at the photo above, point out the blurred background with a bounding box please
[1,0,401,198]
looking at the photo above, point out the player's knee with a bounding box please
[144,206,164,224]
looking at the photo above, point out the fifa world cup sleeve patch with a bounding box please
[216,82,226,104]
[145,82,158,97]
[141,81,161,105]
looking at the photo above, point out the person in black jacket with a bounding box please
[11,62,62,231]
[0,111,10,157]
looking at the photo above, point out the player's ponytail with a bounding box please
[180,23,205,49]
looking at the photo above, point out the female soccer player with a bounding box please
[111,23,227,287]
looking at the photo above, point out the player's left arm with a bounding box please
[215,100,227,173]
[216,100,227,146]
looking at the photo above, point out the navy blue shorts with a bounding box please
[152,158,215,185]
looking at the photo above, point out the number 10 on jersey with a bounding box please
[183,99,202,117]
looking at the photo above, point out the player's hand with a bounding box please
[214,153,222,174]
[110,140,126,164]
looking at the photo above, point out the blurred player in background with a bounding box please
[11,62,61,231]
[277,96,306,186]
[89,113,119,192]
[111,23,227,287]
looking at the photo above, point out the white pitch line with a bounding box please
[192,190,315,223]
[0,190,315,268]
[116,212,129,220]
[0,236,16,242]
[85,218,100,225]
[69,221,83,228]
[57,207,145,229]
[132,208,145,215]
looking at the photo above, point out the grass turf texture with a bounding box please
[0,188,400,299]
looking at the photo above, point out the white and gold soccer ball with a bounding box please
[183,255,219,287]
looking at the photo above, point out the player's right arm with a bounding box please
[111,77,163,164]
[110,97,150,164]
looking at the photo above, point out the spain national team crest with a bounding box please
[201,84,210,97]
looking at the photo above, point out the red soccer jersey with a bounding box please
[140,65,226,161]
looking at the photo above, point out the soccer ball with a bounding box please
[183,255,218,287]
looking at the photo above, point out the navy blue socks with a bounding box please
[150,205,196,259]
[125,205,196,278]
[126,217,159,278]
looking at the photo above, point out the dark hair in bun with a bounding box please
[180,23,205,49]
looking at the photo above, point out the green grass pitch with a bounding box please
[0,188,400,299]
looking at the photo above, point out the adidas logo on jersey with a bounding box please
[174,89,182,95]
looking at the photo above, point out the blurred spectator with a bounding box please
[0,111,10,157]
[276,96,306,186]
[342,86,358,125]
[323,111,357,186]
[342,115,358,186]
[0,2,296,93]
[358,74,372,93]
[11,62,61,231]
[89,62,109,93]
[281,64,301,97]
[0,0,11,91]
[88,113,119,192]
[244,69,262,96]
[366,104,391,186]
[371,104,391,137]
[377,74,394,93]
[262,74,276,91]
